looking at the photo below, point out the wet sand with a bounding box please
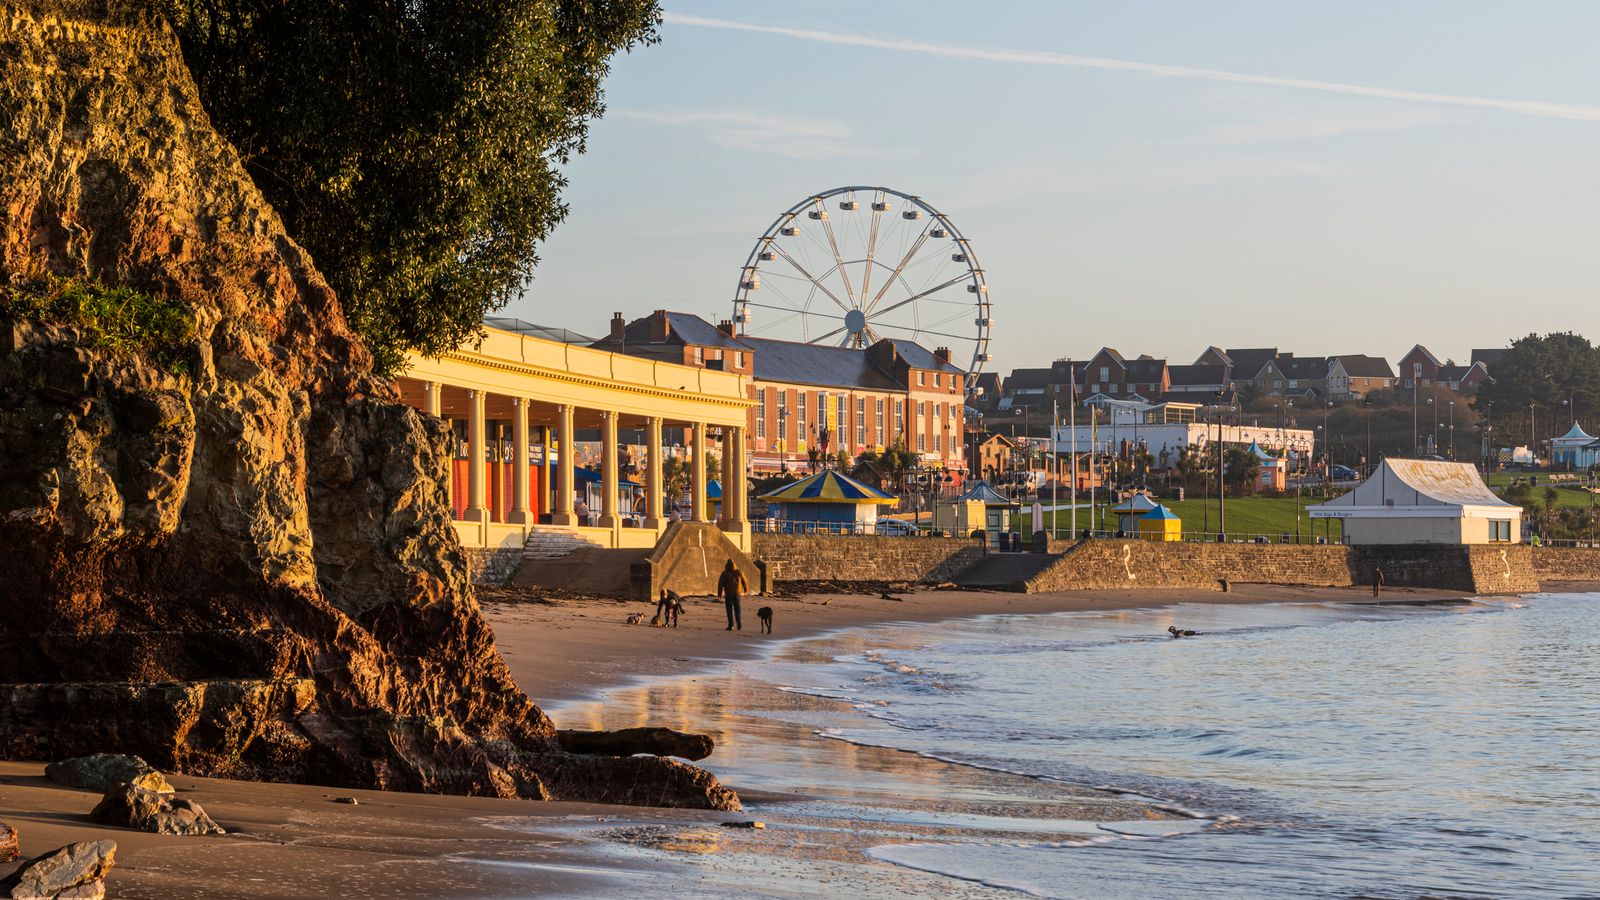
[0,582,1490,897]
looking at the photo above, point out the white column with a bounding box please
[552,404,577,526]
[510,397,531,525]
[465,389,489,525]
[600,410,620,528]
[424,381,442,417]
[645,416,664,529]
[691,422,708,522]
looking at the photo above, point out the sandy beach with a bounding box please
[0,581,1553,897]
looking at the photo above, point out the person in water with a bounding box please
[717,560,746,631]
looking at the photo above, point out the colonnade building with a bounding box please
[397,318,753,555]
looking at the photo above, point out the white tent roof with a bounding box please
[1310,459,1518,519]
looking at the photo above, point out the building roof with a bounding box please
[972,372,1002,398]
[741,335,903,391]
[1310,459,1517,517]
[1331,354,1395,378]
[1109,492,1159,513]
[1225,348,1278,378]
[759,469,896,504]
[1141,503,1181,521]
[1277,355,1330,379]
[1402,344,1442,367]
[484,316,596,344]
[1168,364,1226,387]
[1436,362,1486,383]
[1123,358,1168,383]
[882,338,963,374]
[956,479,1015,506]
[1471,348,1507,368]
[1555,422,1595,442]
[1004,367,1057,392]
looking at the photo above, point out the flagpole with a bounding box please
[1069,362,1077,538]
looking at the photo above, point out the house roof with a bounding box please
[1332,354,1395,378]
[1277,356,1330,379]
[1123,358,1168,383]
[1310,459,1517,516]
[1004,367,1057,391]
[1471,348,1507,368]
[1225,348,1278,378]
[1436,362,1486,382]
[1402,344,1442,367]
[1168,364,1226,386]
[882,339,962,374]
[759,469,896,504]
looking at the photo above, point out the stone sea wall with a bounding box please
[1528,547,1600,584]
[752,534,985,583]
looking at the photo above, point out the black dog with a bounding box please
[757,606,773,634]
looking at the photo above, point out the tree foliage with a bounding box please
[159,0,662,372]
[1476,332,1600,422]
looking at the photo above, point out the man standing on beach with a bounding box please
[718,560,746,631]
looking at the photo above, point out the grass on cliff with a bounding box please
[2,276,196,371]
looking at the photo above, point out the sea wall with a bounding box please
[1528,547,1600,584]
[753,534,984,583]
[1025,540,1540,595]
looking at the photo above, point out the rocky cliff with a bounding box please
[0,3,736,810]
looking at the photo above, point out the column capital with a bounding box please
[599,409,615,420]
[467,388,482,400]
[512,396,526,408]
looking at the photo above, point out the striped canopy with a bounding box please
[758,469,896,504]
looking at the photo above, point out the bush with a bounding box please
[2,276,196,371]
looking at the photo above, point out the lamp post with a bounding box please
[1364,396,1372,479]
[1426,396,1436,456]
[1448,400,1456,460]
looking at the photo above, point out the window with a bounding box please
[935,373,942,387]
[692,347,703,365]
[1490,520,1513,543]
[894,399,903,435]
[875,398,885,438]
[755,388,766,440]
[918,371,926,386]
[837,395,847,438]
[917,433,926,451]
[733,351,743,368]
[935,432,943,453]
[856,397,866,446]
[797,392,807,438]
[1100,366,1109,381]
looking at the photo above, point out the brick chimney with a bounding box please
[935,346,952,364]
[610,312,625,341]
[717,319,735,337]
[649,310,671,342]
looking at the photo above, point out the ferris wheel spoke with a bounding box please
[804,324,849,345]
[860,195,885,305]
[742,300,842,323]
[867,273,971,321]
[769,243,851,313]
[865,223,934,316]
[814,199,859,309]
[865,320,976,343]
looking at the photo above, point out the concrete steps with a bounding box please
[954,552,1065,591]
[521,527,601,560]
[511,545,651,598]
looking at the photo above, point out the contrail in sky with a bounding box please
[664,13,1600,123]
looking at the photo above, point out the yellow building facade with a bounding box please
[398,320,753,555]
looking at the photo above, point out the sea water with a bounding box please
[562,594,1600,898]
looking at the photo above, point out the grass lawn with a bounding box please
[1009,493,1346,542]
[1484,471,1599,511]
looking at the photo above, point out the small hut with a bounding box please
[1109,492,1158,534]
[1138,503,1182,541]
[936,479,1018,538]
[1248,441,1287,491]
[1551,423,1596,468]
[759,469,896,533]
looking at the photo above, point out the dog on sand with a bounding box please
[756,606,773,634]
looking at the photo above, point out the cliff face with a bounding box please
[0,5,736,810]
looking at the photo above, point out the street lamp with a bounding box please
[1426,396,1436,456]
[1448,400,1456,459]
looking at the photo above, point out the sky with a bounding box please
[502,1,1600,376]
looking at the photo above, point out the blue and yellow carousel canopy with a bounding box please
[758,469,896,505]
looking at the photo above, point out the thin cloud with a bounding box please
[613,108,885,159]
[1187,106,1457,147]
[664,13,1600,124]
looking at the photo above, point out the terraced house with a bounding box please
[595,311,967,478]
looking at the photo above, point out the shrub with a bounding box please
[1,276,197,371]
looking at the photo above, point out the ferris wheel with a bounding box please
[733,186,993,385]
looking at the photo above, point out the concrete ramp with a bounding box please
[637,522,760,601]
[953,552,1064,591]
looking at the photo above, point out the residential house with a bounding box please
[1436,362,1490,394]
[1470,348,1507,372]
[1166,364,1229,396]
[1398,344,1442,389]
[1326,355,1396,398]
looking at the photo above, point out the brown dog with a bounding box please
[757,606,773,634]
